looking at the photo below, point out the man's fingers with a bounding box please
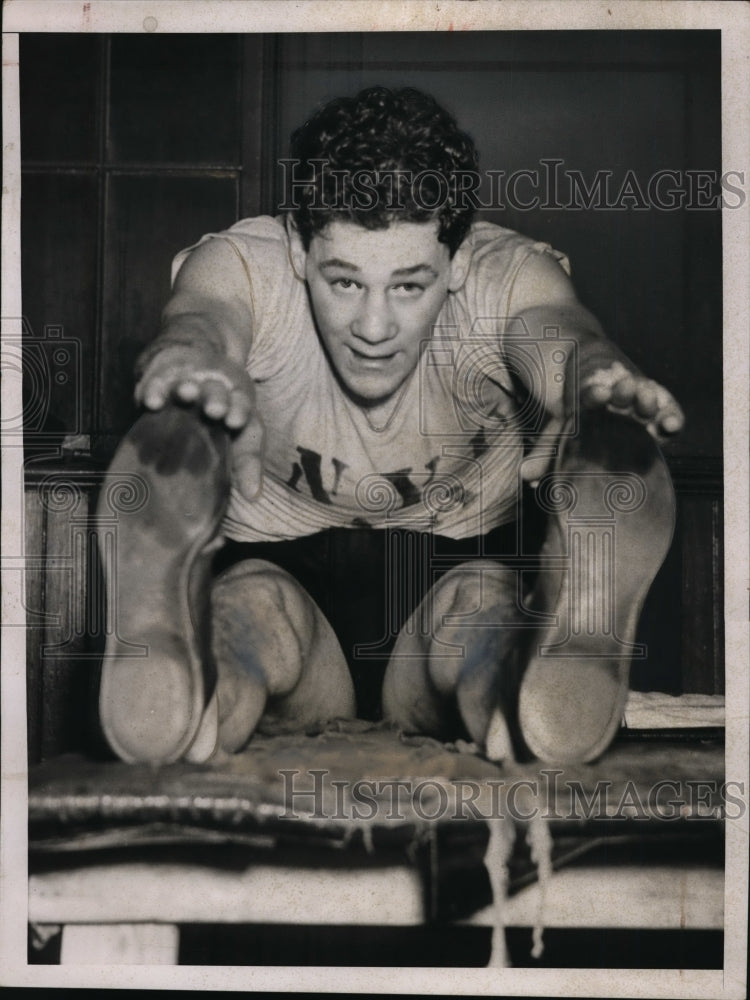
[581,381,611,407]
[650,384,685,437]
[634,382,658,418]
[200,379,231,419]
[139,370,204,409]
[233,412,264,454]
[225,388,253,430]
[138,366,254,429]
[609,373,637,409]
[174,378,201,403]
[141,377,168,410]
[657,408,685,436]
[231,415,265,500]
[579,366,684,443]
[135,351,260,439]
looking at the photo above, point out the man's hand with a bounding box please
[135,343,255,431]
[134,343,264,501]
[521,341,685,486]
[578,360,685,442]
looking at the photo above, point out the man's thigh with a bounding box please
[213,522,525,719]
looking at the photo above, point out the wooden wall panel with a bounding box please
[99,173,239,435]
[108,34,241,165]
[681,57,724,461]
[21,172,99,437]
[36,486,95,760]
[240,35,277,218]
[680,494,724,694]
[630,518,683,695]
[24,489,46,763]
[19,33,100,163]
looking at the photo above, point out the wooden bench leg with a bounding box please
[59,923,179,965]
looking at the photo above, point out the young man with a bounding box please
[98,87,684,767]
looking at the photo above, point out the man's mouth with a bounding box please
[348,346,397,365]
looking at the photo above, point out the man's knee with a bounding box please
[211,558,316,694]
[430,559,518,619]
[213,558,312,615]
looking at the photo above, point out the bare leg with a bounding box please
[210,559,356,753]
[381,560,525,761]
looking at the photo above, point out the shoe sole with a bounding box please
[98,406,229,764]
[518,411,676,764]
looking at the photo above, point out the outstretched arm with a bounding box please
[134,237,263,498]
[136,237,256,427]
[505,252,685,442]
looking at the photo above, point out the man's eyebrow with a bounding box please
[318,259,438,278]
[319,258,360,271]
[391,264,438,278]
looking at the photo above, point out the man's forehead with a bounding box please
[308,218,448,268]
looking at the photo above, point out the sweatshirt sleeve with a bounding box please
[171,216,308,380]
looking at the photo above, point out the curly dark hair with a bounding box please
[286,86,480,256]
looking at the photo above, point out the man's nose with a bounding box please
[352,294,397,344]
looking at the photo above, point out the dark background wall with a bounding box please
[20,31,723,762]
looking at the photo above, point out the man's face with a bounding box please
[304,219,456,407]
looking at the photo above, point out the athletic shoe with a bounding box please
[517,409,676,764]
[97,405,229,764]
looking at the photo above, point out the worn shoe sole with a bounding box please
[98,406,229,764]
[518,410,676,764]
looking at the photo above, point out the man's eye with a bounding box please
[393,283,424,295]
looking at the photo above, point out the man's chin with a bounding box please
[342,375,404,410]
[346,386,396,410]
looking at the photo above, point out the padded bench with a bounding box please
[27,721,725,967]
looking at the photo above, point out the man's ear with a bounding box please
[284,214,307,280]
[448,240,472,292]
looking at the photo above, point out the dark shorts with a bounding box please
[212,497,546,719]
